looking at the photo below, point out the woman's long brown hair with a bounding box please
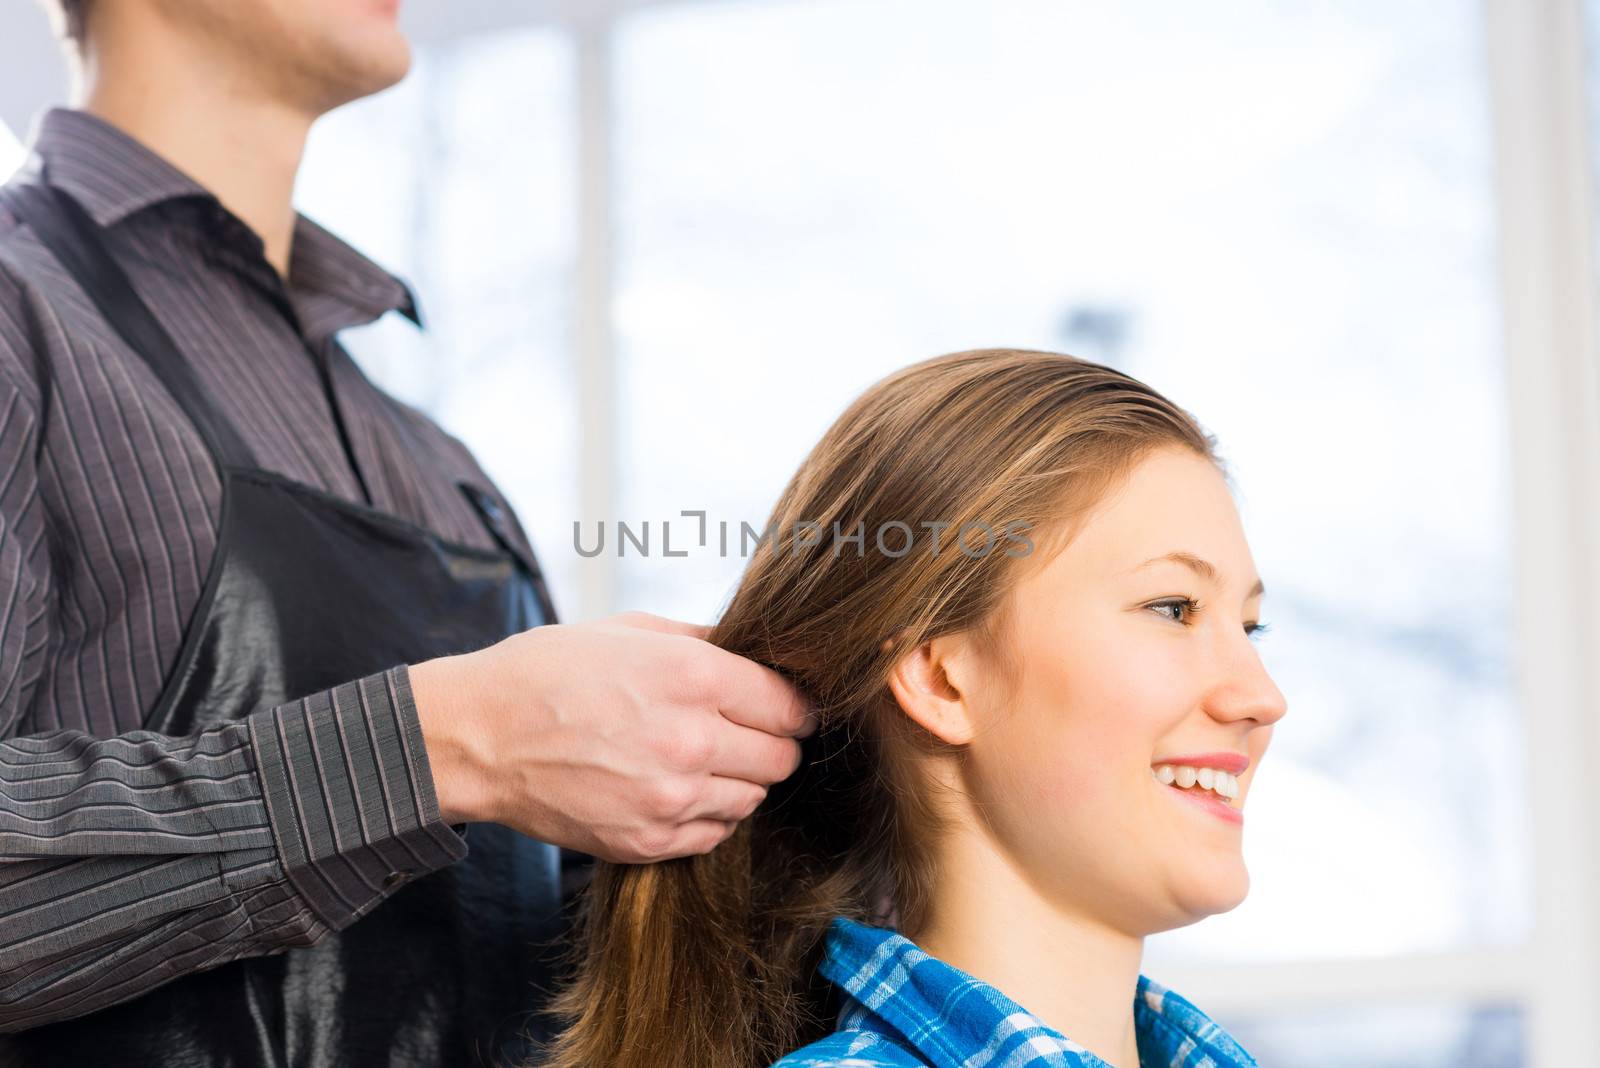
[533,349,1220,1067]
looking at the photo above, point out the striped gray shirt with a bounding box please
[0,107,540,1031]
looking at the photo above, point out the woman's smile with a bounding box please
[1154,773,1245,825]
[1151,752,1247,824]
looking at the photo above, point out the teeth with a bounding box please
[1151,764,1239,802]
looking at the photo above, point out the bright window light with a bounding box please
[0,119,24,182]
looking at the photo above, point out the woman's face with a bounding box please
[953,445,1287,934]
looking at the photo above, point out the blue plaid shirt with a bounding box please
[770,917,1258,1068]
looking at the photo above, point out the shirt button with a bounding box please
[383,869,415,889]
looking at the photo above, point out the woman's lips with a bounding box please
[1160,780,1243,825]
[1153,751,1249,774]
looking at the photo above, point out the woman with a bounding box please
[536,349,1285,1067]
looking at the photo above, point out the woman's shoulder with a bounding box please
[769,1027,928,1067]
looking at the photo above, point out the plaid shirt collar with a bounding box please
[819,917,1259,1068]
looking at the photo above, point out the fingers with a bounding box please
[611,611,710,640]
[698,643,817,739]
[670,819,738,858]
[612,610,816,738]
[686,774,770,823]
[608,818,736,864]
[705,720,804,786]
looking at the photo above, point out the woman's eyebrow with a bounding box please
[1131,551,1266,599]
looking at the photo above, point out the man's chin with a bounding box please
[352,48,413,100]
[311,38,413,111]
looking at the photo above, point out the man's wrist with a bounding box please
[406,656,498,826]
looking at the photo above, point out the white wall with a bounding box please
[0,2,69,137]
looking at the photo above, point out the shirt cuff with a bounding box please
[246,664,470,931]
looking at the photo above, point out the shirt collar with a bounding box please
[819,917,1259,1068]
[21,106,422,335]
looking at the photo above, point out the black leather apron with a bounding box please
[0,178,578,1067]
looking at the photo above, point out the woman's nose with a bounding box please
[1209,637,1289,727]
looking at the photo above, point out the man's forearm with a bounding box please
[0,666,466,1032]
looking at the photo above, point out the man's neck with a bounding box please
[75,33,312,279]
[906,828,1147,1068]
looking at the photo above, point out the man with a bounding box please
[0,1,816,1064]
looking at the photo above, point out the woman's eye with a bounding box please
[1148,597,1201,625]
[1148,599,1269,639]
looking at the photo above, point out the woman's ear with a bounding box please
[885,632,980,746]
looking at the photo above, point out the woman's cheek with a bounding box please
[975,723,1080,824]
[1019,747,1117,821]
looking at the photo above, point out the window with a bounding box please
[0,119,23,181]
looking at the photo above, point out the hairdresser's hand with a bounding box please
[408,611,817,863]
